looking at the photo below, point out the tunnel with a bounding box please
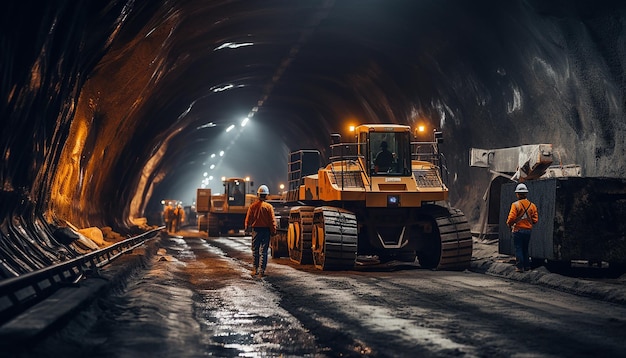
[1,0,626,277]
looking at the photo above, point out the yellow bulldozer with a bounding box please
[270,123,473,271]
[196,177,256,236]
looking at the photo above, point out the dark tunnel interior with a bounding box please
[1,0,626,275]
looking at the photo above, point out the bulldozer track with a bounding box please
[207,213,220,237]
[288,206,314,264]
[435,208,473,270]
[312,206,358,270]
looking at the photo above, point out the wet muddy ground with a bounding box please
[15,230,626,357]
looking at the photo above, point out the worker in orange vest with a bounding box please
[163,202,175,232]
[245,185,277,277]
[506,183,539,272]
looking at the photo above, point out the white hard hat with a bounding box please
[257,184,270,196]
[515,183,529,193]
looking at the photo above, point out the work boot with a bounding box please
[251,268,258,276]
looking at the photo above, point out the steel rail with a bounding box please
[0,227,164,324]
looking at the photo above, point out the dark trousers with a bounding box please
[513,229,532,270]
[251,228,270,271]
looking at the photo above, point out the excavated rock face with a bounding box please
[1,1,625,245]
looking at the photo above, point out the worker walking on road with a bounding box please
[245,184,277,278]
[506,183,539,272]
[173,204,185,232]
[164,202,175,232]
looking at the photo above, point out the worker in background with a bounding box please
[506,183,539,272]
[245,184,277,278]
[374,141,393,173]
[173,204,185,232]
[163,202,174,232]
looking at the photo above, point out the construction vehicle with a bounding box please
[470,144,626,269]
[183,204,197,227]
[196,177,256,236]
[469,144,567,239]
[268,199,290,259]
[269,123,473,271]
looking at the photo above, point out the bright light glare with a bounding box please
[245,177,250,182]
[211,84,234,92]
[214,42,254,51]
[209,175,213,180]
[203,172,208,177]
[226,124,235,132]
[349,125,355,132]
[196,122,216,129]
[418,125,425,132]
[221,176,226,182]
[219,151,224,156]
[210,164,215,169]
[241,117,249,127]
[211,153,216,158]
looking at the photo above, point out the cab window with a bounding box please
[370,132,410,175]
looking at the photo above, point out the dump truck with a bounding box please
[470,144,626,269]
[269,123,473,271]
[196,177,256,236]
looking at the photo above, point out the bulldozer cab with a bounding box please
[225,178,248,207]
[354,125,412,176]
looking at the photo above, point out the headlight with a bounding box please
[387,195,400,207]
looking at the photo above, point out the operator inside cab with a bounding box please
[374,141,393,173]
[231,184,244,206]
[366,130,412,176]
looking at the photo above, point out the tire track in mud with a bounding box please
[210,234,626,358]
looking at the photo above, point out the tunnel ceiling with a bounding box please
[2,0,626,230]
